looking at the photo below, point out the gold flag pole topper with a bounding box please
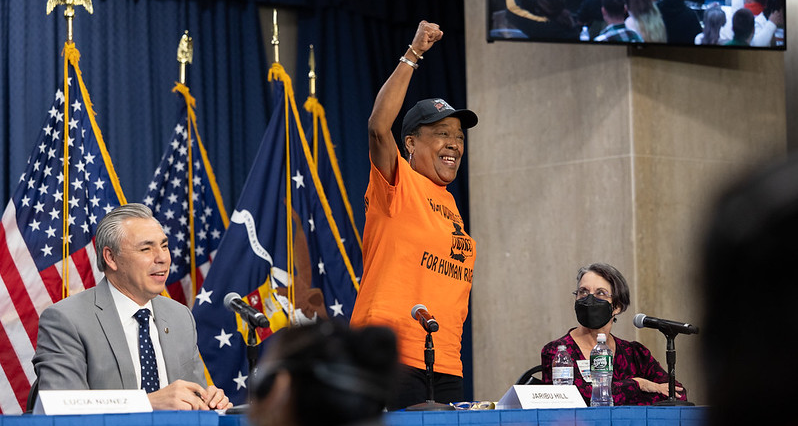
[46,0,94,299]
[308,44,316,98]
[46,0,94,43]
[308,45,319,162]
[271,9,280,64]
[177,30,193,85]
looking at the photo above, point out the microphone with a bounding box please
[411,304,439,333]
[633,313,698,335]
[224,292,270,328]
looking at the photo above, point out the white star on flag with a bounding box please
[330,299,344,317]
[215,329,233,348]
[292,170,304,188]
[233,371,248,390]
[195,287,213,306]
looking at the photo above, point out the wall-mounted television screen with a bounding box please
[487,0,785,49]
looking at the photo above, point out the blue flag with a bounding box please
[303,97,363,287]
[142,84,228,307]
[193,64,359,403]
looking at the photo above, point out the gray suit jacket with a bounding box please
[32,278,207,390]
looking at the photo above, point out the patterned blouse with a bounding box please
[540,328,688,405]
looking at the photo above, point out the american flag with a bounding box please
[142,85,228,307]
[0,63,126,414]
[192,64,360,404]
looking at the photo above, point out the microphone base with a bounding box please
[405,400,455,411]
[654,399,694,407]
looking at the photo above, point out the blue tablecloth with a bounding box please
[0,406,708,426]
[381,406,707,426]
[0,411,217,426]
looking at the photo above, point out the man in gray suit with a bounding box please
[32,203,232,410]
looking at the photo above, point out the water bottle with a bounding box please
[552,345,574,385]
[590,333,613,406]
[580,26,590,41]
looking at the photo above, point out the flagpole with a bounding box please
[271,10,296,324]
[46,0,94,299]
[176,31,199,303]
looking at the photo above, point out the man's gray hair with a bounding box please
[95,203,156,272]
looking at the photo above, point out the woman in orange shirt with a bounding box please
[349,20,478,410]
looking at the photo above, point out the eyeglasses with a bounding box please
[573,288,612,301]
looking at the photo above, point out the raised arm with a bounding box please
[368,20,443,184]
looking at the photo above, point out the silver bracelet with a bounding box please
[399,56,418,69]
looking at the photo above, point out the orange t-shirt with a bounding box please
[350,153,476,376]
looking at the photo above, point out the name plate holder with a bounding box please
[33,390,153,415]
[497,385,586,409]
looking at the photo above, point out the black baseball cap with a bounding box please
[400,98,478,140]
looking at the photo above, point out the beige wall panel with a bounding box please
[469,157,637,401]
[630,48,786,161]
[630,47,785,405]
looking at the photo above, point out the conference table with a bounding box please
[0,406,707,426]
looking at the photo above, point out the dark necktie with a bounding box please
[133,308,160,393]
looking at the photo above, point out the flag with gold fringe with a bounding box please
[192,63,360,404]
[142,83,228,307]
[0,42,126,414]
[303,96,363,288]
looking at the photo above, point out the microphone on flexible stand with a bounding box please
[405,304,453,412]
[224,292,270,328]
[634,313,697,406]
[224,292,269,404]
[633,313,698,335]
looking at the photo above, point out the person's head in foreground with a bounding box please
[249,321,398,426]
[702,156,798,425]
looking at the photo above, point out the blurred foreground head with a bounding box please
[249,321,398,426]
[702,156,798,425]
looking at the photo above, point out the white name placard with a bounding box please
[496,385,587,409]
[33,389,153,415]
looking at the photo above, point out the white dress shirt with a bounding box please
[108,282,170,390]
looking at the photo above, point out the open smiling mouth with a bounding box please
[440,155,457,166]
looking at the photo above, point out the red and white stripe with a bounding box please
[0,203,100,414]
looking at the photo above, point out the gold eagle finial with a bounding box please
[46,0,93,43]
[46,0,94,15]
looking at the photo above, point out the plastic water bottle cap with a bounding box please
[557,345,566,351]
[597,333,606,343]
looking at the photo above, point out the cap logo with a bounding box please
[431,98,454,112]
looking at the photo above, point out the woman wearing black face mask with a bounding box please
[539,263,688,405]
